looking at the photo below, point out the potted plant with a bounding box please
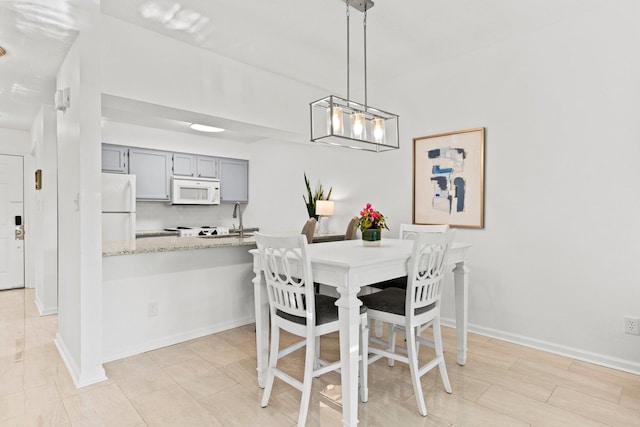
[355,203,389,246]
[303,173,332,220]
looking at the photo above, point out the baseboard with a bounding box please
[102,316,256,363]
[55,333,108,388]
[441,317,640,376]
[34,297,57,316]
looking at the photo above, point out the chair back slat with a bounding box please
[406,230,455,316]
[399,223,449,240]
[255,233,315,322]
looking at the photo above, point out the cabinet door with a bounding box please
[173,153,196,176]
[129,148,172,201]
[102,144,128,173]
[196,156,218,178]
[219,158,249,203]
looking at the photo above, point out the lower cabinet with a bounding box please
[128,147,172,201]
[219,158,249,203]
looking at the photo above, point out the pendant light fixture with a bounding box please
[310,0,399,152]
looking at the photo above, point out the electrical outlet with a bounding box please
[624,316,640,335]
[147,302,158,318]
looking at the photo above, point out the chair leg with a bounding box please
[388,324,397,367]
[314,336,321,373]
[433,318,452,393]
[297,334,316,427]
[359,315,369,403]
[374,319,383,337]
[261,322,280,408]
[406,326,427,416]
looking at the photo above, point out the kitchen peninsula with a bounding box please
[102,234,257,362]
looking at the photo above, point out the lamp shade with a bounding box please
[315,200,335,216]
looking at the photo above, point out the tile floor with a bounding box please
[1,288,639,426]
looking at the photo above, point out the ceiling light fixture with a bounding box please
[310,0,399,152]
[0,46,6,57]
[189,123,224,133]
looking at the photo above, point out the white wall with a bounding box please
[31,106,59,315]
[55,14,106,387]
[384,1,640,372]
[102,246,255,362]
[101,15,313,139]
[100,4,640,374]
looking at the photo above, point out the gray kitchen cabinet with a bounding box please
[129,147,172,200]
[172,153,196,176]
[102,144,128,173]
[196,156,218,178]
[172,154,218,178]
[219,157,249,203]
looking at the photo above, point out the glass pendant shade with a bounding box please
[351,112,365,139]
[372,117,385,143]
[331,106,343,135]
[310,95,399,152]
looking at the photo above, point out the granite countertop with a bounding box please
[103,234,256,257]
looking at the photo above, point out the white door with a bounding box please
[0,155,24,290]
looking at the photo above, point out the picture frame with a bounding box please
[413,127,485,228]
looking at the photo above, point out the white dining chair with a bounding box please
[399,223,449,239]
[254,232,368,427]
[366,223,450,337]
[360,230,455,417]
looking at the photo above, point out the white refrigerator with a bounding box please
[102,173,136,245]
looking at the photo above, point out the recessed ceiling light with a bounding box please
[0,46,6,57]
[189,123,224,133]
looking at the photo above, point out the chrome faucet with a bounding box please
[232,202,244,238]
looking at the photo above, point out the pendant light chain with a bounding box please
[346,2,350,101]
[363,8,368,111]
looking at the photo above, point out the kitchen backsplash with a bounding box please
[136,202,239,230]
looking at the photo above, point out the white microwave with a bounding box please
[170,177,220,205]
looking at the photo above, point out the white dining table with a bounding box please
[250,238,471,427]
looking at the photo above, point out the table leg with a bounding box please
[335,282,361,427]
[253,264,269,388]
[453,261,469,366]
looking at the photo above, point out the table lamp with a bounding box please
[315,200,334,235]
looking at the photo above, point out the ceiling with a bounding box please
[0,0,609,133]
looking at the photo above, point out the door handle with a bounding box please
[15,225,24,240]
[14,216,24,240]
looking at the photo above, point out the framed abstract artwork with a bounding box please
[413,127,485,228]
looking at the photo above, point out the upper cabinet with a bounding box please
[102,144,248,202]
[219,158,249,203]
[128,147,172,201]
[102,144,128,174]
[172,153,196,177]
[196,156,218,178]
[173,154,218,178]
